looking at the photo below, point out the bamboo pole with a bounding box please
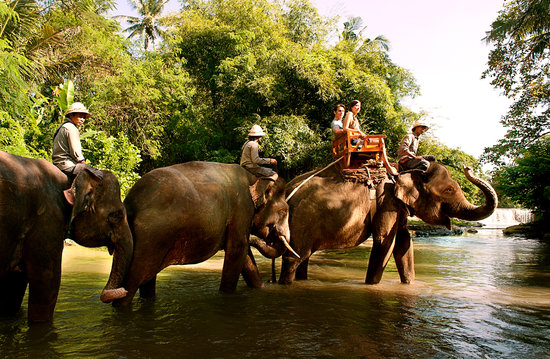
[286,157,343,202]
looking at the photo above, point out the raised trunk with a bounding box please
[452,167,498,221]
[100,217,133,303]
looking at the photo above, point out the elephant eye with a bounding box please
[108,209,124,224]
[443,187,455,194]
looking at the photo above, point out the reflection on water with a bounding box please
[1,229,550,358]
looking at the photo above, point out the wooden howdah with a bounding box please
[331,131,390,187]
[332,130,387,170]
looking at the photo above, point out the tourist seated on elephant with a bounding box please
[341,100,398,176]
[343,100,367,149]
[398,120,436,172]
[240,124,278,181]
[331,103,346,140]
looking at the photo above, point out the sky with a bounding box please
[112,0,510,159]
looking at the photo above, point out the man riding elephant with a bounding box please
[240,124,278,181]
[52,102,91,181]
[398,120,436,172]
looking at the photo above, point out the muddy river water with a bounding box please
[1,229,549,358]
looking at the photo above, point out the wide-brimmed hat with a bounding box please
[66,102,91,117]
[411,120,429,130]
[248,124,266,137]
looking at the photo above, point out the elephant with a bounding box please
[108,161,292,307]
[0,150,132,322]
[252,161,497,285]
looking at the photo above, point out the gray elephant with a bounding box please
[0,150,132,322]
[252,161,497,285]
[108,161,291,306]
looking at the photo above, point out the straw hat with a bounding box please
[66,102,91,117]
[411,120,429,130]
[248,124,266,137]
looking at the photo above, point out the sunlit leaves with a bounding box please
[419,137,485,204]
[82,131,141,196]
[482,0,550,164]
[492,136,550,221]
[55,80,75,114]
[115,0,168,50]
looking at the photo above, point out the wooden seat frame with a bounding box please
[332,131,390,170]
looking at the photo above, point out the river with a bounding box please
[1,228,549,358]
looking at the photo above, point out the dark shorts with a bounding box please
[243,166,276,178]
[61,163,86,182]
[399,156,434,172]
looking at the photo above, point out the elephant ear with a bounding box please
[249,178,275,209]
[72,167,104,214]
[395,171,424,207]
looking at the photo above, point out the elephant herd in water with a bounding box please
[0,150,497,322]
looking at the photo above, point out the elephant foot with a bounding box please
[100,287,128,303]
[278,273,294,285]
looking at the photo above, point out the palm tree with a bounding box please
[341,16,390,53]
[1,0,78,83]
[484,0,550,60]
[341,16,363,42]
[115,0,168,50]
[362,34,390,52]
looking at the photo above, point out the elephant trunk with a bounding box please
[451,167,498,221]
[249,235,300,259]
[249,236,285,259]
[100,217,133,303]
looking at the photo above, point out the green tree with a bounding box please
[341,16,363,42]
[115,0,168,50]
[1,0,144,188]
[491,137,550,223]
[280,0,329,46]
[1,0,424,184]
[482,0,550,165]
[340,16,389,52]
[419,137,486,204]
[164,0,418,174]
[83,131,141,196]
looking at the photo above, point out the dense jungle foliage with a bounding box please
[483,0,550,224]
[1,0,487,202]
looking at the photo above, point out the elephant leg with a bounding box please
[114,259,157,307]
[393,214,415,284]
[279,251,310,285]
[0,271,28,317]
[241,248,265,289]
[295,258,309,280]
[219,226,248,293]
[270,258,276,283]
[365,212,398,284]
[114,231,168,307]
[139,275,157,299]
[26,262,61,323]
[25,237,63,323]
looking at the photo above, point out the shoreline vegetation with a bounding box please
[502,221,550,241]
[407,219,482,238]
[408,219,549,241]
[1,0,547,231]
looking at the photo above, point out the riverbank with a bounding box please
[407,219,482,237]
[502,220,550,240]
[408,218,549,240]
